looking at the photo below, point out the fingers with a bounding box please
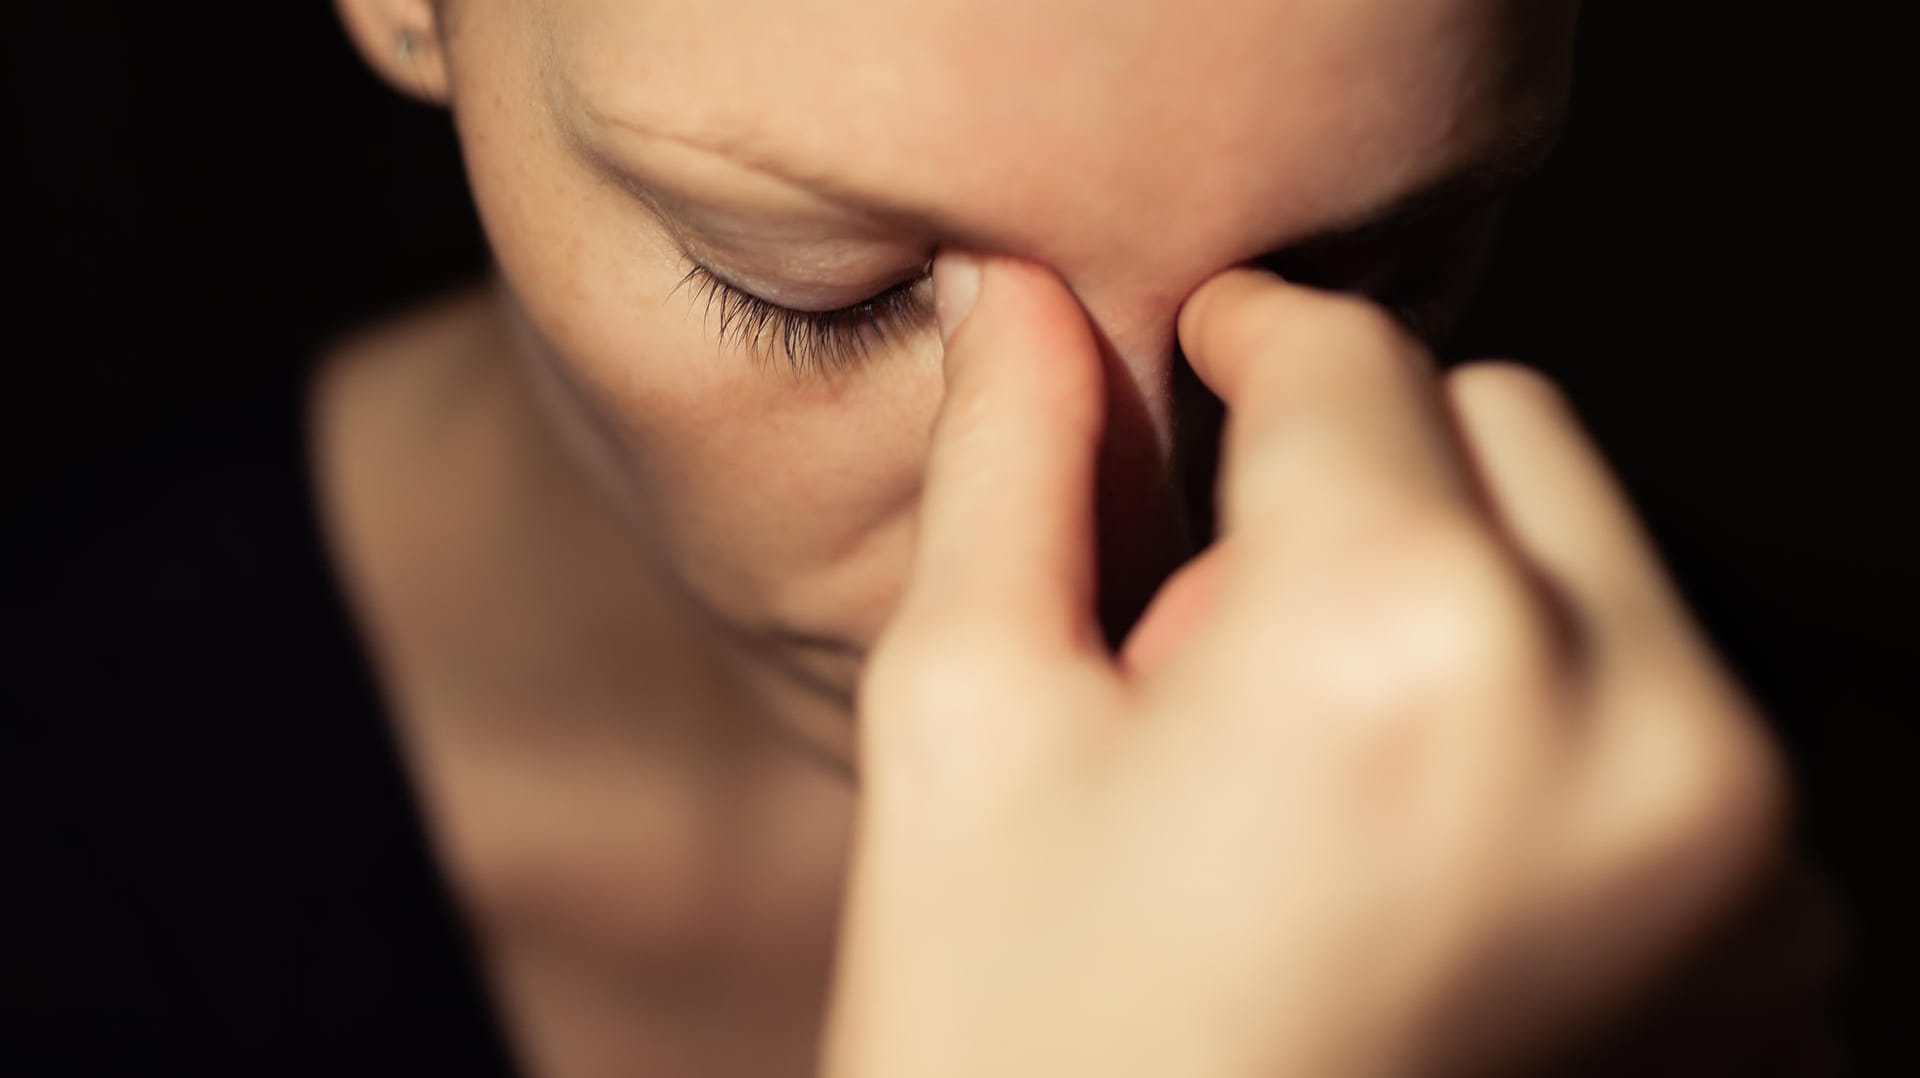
[1445,361,1790,1010]
[1443,362,1693,660]
[1176,268,1484,548]
[888,251,1108,665]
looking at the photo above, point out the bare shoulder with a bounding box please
[306,282,524,562]
[305,283,521,652]
[307,283,510,460]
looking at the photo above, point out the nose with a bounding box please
[1070,283,1225,646]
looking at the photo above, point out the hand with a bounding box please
[822,255,1787,1078]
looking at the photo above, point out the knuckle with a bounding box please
[1653,703,1791,870]
[859,622,1098,800]
[1591,689,1792,914]
[864,608,1070,720]
[1293,517,1557,715]
[862,627,1002,720]
[858,633,1001,769]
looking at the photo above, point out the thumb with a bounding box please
[889,251,1108,666]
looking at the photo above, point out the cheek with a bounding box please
[453,69,942,642]
[561,309,941,646]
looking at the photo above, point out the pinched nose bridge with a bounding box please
[1070,305,1224,647]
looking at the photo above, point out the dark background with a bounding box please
[6,0,1915,1071]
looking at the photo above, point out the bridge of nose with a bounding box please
[1053,257,1225,451]
[1031,266,1228,642]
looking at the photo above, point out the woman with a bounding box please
[9,0,1813,1074]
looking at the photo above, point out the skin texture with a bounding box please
[827,256,1785,1077]
[325,2,1798,1076]
[334,0,1580,764]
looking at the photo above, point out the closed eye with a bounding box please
[671,258,934,379]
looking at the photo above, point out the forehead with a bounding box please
[543,0,1561,283]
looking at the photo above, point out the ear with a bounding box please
[334,0,450,104]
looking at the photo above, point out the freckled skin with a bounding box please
[317,1,1584,1073]
[421,0,1578,744]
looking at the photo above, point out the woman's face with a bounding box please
[382,0,1578,708]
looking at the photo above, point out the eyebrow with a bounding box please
[582,101,1559,256]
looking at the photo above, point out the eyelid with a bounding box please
[670,256,935,379]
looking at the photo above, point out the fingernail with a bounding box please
[933,250,982,345]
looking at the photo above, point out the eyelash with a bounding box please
[672,259,934,378]
[667,203,1474,377]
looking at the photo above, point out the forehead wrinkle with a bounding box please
[574,94,984,245]
[548,12,1261,261]
[570,87,1323,279]
[550,0,1558,285]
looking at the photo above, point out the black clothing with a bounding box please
[3,366,516,1077]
